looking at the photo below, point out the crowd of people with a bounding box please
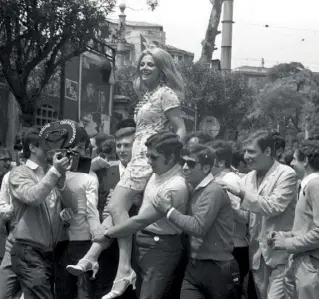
[0,46,318,299]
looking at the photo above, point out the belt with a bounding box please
[140,230,177,237]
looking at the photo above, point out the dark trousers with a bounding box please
[134,231,183,299]
[11,242,55,299]
[232,246,250,292]
[55,240,93,299]
[181,258,240,299]
[0,237,22,299]
[247,271,259,299]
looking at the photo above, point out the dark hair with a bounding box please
[22,127,40,159]
[244,130,275,156]
[207,140,232,168]
[181,144,215,168]
[296,135,319,171]
[116,119,136,131]
[145,131,183,163]
[232,151,246,168]
[272,131,286,151]
[78,127,91,149]
[185,131,213,145]
[115,127,136,140]
[284,148,294,166]
[94,133,111,148]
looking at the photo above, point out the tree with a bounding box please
[0,0,115,125]
[200,0,224,63]
[249,62,319,138]
[178,62,253,138]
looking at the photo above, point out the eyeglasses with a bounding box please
[146,153,161,161]
[180,158,198,169]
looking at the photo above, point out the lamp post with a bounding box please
[117,2,127,68]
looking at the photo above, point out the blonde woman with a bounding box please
[67,47,186,299]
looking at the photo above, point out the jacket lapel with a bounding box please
[257,161,280,195]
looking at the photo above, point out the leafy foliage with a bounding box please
[177,62,254,138]
[0,0,115,124]
[249,62,319,139]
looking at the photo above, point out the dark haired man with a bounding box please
[67,131,188,299]
[153,144,238,299]
[101,131,189,299]
[270,136,319,299]
[0,138,25,299]
[0,148,12,263]
[272,132,286,164]
[222,130,297,299]
[6,127,77,299]
[54,127,104,299]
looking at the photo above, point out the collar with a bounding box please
[25,159,40,170]
[194,173,214,191]
[300,172,319,191]
[154,163,181,181]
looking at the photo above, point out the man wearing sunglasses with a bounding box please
[97,131,189,299]
[153,144,238,299]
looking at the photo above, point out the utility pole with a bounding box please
[220,0,234,72]
[117,2,127,68]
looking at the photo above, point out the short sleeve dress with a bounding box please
[117,85,181,191]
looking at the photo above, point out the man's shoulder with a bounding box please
[204,180,225,196]
[277,163,295,176]
[167,174,187,188]
[306,177,319,193]
[9,165,31,179]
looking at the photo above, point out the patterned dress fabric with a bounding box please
[117,84,181,191]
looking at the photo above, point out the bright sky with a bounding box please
[108,0,319,71]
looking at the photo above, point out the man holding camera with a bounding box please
[8,127,77,299]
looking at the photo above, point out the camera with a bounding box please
[39,120,91,173]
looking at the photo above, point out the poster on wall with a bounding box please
[80,51,112,137]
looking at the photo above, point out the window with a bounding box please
[35,104,58,128]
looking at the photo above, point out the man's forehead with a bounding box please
[116,135,134,144]
[243,140,260,151]
[182,155,197,162]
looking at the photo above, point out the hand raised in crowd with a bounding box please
[60,208,74,222]
[219,181,241,197]
[152,189,175,214]
[53,153,71,175]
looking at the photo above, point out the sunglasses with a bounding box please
[180,158,198,169]
[146,153,161,161]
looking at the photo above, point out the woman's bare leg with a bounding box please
[105,186,139,295]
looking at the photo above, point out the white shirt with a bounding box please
[66,172,103,241]
[139,164,188,235]
[215,171,249,247]
[119,161,126,178]
[300,173,319,194]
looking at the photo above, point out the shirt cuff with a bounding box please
[50,167,62,178]
[166,207,175,219]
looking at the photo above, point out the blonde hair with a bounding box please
[134,48,184,100]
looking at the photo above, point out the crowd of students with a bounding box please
[0,45,319,299]
[0,123,318,299]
